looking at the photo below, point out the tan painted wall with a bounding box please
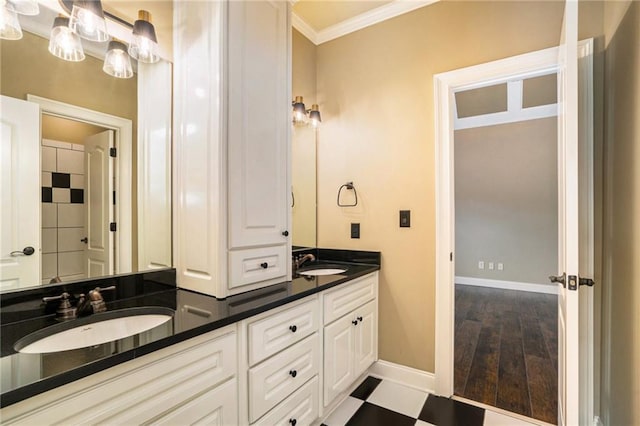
[315,1,566,372]
[454,118,558,285]
[292,29,318,248]
[601,1,640,424]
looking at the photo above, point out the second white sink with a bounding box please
[298,268,347,276]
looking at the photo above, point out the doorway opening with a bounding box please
[452,76,559,421]
[29,95,133,283]
[40,114,113,283]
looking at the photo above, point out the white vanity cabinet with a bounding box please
[322,272,379,406]
[244,296,321,425]
[173,0,292,298]
[0,326,238,425]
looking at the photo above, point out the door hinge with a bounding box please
[110,222,117,232]
[579,277,595,287]
[568,274,578,291]
[450,252,453,262]
[113,190,116,205]
[109,147,117,157]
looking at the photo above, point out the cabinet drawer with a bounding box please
[149,377,238,425]
[323,273,377,324]
[253,376,319,426]
[249,333,319,422]
[248,298,319,366]
[229,245,287,289]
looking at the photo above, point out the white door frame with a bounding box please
[27,95,133,274]
[433,41,595,420]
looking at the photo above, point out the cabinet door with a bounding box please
[227,0,290,249]
[354,300,377,378]
[323,315,356,405]
[150,378,238,426]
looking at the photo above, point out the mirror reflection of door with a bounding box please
[40,115,113,284]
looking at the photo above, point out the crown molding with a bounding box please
[292,0,439,45]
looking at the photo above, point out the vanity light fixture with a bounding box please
[308,104,321,128]
[103,39,133,78]
[48,15,85,61]
[7,0,38,16]
[128,10,159,64]
[292,96,307,124]
[68,0,108,42]
[0,1,22,40]
[292,96,322,127]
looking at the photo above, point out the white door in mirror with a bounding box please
[0,96,40,290]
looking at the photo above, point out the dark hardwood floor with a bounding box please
[454,284,558,424]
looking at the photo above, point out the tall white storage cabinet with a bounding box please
[174,0,292,298]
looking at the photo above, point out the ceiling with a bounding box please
[292,0,439,45]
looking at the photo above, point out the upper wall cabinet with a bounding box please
[174,0,292,298]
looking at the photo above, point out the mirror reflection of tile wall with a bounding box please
[41,139,87,284]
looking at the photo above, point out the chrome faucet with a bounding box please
[293,253,316,273]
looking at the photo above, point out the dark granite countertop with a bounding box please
[0,249,380,408]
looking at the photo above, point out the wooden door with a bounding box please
[323,315,355,405]
[353,301,377,378]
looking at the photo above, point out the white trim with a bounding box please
[291,12,318,45]
[434,46,559,398]
[292,0,439,45]
[368,360,435,393]
[455,276,559,295]
[454,104,557,130]
[27,95,133,275]
[137,61,173,271]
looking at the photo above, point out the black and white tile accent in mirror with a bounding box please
[41,139,87,284]
[322,376,537,426]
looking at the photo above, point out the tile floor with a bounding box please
[323,376,538,426]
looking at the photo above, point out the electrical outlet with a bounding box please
[478,261,485,270]
[488,262,494,270]
[498,262,504,271]
[351,223,360,239]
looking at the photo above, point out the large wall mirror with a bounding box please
[0,2,172,291]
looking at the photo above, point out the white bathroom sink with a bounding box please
[298,266,347,276]
[14,307,174,354]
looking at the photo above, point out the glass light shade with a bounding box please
[292,96,306,124]
[0,3,22,40]
[309,105,321,128]
[49,17,85,62]
[8,0,38,15]
[128,10,159,64]
[69,0,108,42]
[103,40,133,79]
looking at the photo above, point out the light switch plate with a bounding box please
[400,210,410,227]
[351,223,360,239]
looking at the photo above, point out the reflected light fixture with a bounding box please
[103,39,133,78]
[48,15,85,61]
[308,104,322,128]
[292,96,307,124]
[7,0,38,15]
[128,10,159,64]
[292,96,321,127]
[69,0,108,42]
[0,1,22,40]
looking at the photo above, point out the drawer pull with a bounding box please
[184,305,212,318]
[289,419,297,426]
[289,369,297,378]
[352,320,358,326]
[260,262,269,269]
[289,325,297,333]
[357,316,363,322]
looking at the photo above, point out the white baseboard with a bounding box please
[455,276,558,295]
[368,360,435,393]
